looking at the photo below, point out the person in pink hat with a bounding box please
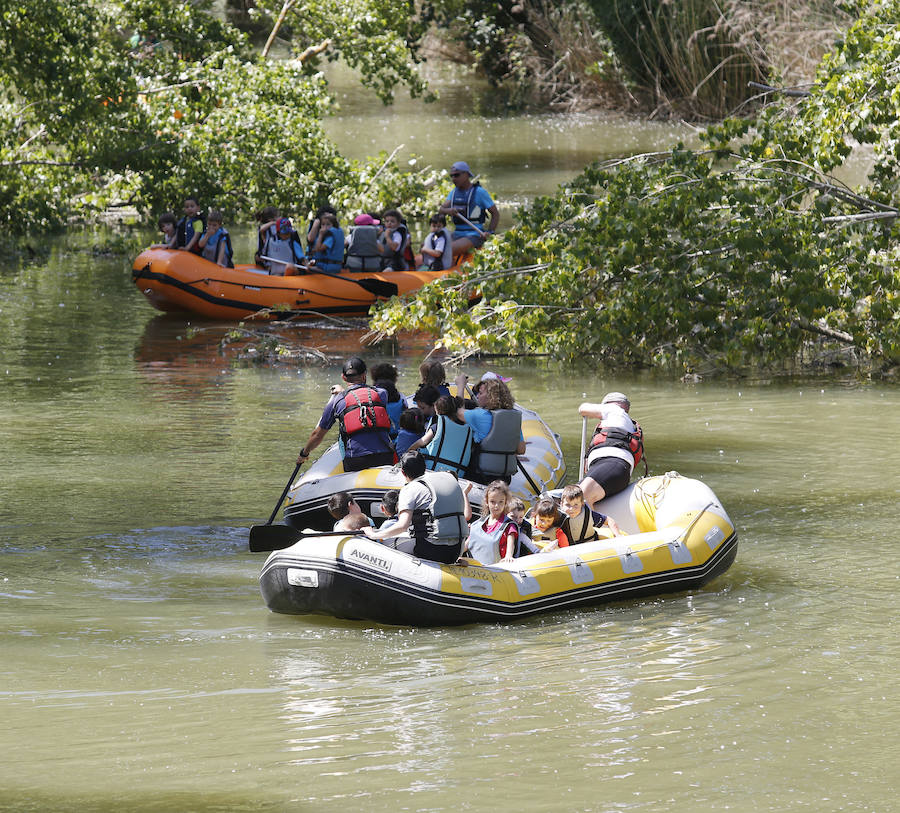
[346,212,382,271]
[438,160,500,255]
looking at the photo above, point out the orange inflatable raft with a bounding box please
[132,248,464,319]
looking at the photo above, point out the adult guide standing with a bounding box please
[296,356,396,473]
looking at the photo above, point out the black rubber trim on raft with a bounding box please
[258,531,738,625]
[132,266,376,316]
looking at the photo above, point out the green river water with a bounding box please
[1,80,898,812]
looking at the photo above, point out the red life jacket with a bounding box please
[338,386,392,440]
[588,420,644,466]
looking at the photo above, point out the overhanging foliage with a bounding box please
[0,0,439,231]
[370,0,900,371]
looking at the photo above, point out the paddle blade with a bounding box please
[249,523,303,553]
[356,278,398,298]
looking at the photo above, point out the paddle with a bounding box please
[452,212,487,238]
[579,414,588,479]
[259,256,398,299]
[248,463,300,552]
[249,525,344,553]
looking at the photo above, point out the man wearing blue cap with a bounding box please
[439,160,500,255]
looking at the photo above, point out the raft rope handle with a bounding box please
[634,470,678,522]
[672,501,715,546]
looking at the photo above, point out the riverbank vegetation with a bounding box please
[421,0,849,117]
[0,0,441,233]
[371,0,900,374]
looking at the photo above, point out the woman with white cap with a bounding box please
[577,392,644,508]
[438,160,500,255]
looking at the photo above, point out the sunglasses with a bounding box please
[449,172,462,178]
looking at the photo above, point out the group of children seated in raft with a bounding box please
[153,197,456,275]
[326,481,621,566]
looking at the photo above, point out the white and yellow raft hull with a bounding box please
[260,472,738,626]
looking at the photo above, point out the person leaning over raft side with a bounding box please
[578,391,643,509]
[326,491,375,531]
[296,356,396,473]
[438,160,500,256]
[153,212,177,248]
[363,451,472,563]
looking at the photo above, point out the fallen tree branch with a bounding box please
[794,318,854,343]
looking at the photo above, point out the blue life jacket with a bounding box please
[448,184,486,231]
[176,214,206,253]
[201,227,234,267]
[423,415,474,477]
[312,227,345,272]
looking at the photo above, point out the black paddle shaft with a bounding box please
[266,463,301,525]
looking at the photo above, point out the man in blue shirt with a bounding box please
[439,160,500,255]
[296,357,396,472]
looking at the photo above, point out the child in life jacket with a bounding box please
[370,362,405,438]
[307,212,345,272]
[153,212,177,248]
[529,497,570,552]
[415,359,451,399]
[254,205,279,265]
[508,497,540,556]
[462,480,518,565]
[376,208,409,271]
[558,484,620,541]
[175,196,205,254]
[197,209,234,267]
[395,408,425,457]
[377,490,401,533]
[419,214,453,271]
